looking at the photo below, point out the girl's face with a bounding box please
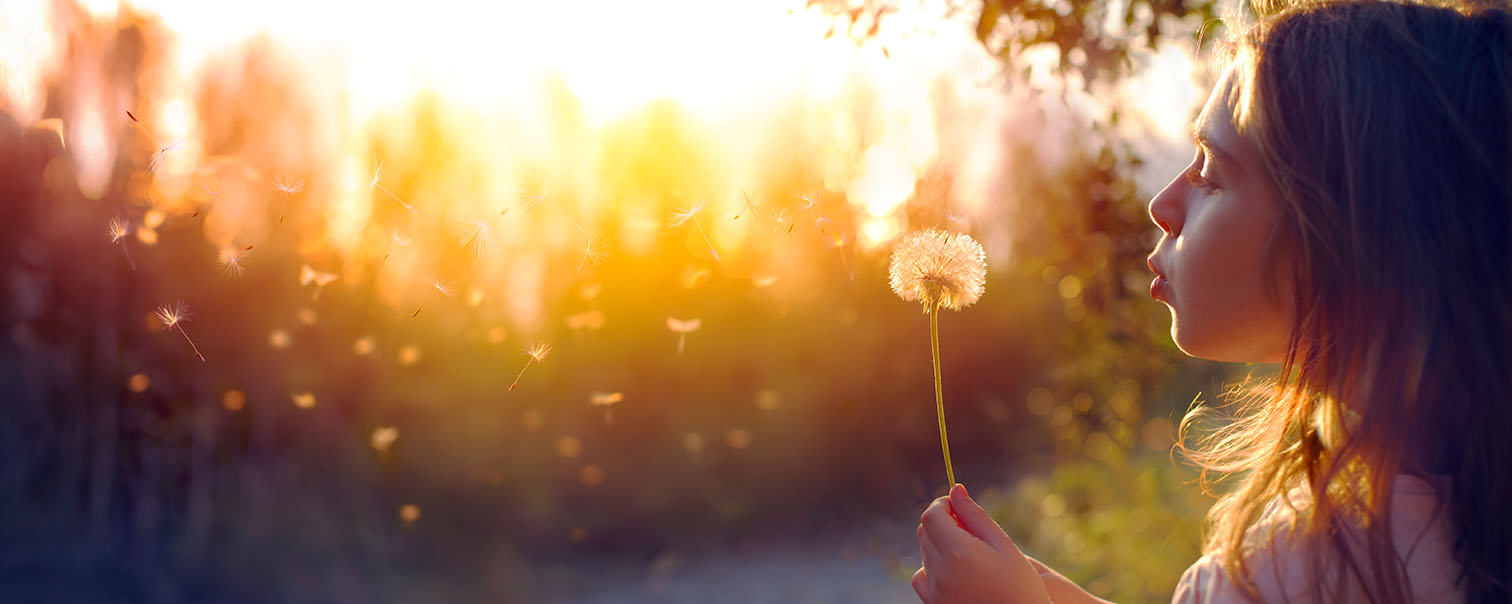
[1148,68,1294,363]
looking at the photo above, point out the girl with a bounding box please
[912,1,1512,602]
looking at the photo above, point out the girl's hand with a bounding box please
[912,484,1055,604]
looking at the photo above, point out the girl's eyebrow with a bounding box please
[1191,124,1238,169]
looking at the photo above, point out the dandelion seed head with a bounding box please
[888,230,987,310]
[665,317,702,333]
[155,300,190,329]
[524,340,551,362]
[108,217,130,243]
[274,177,305,195]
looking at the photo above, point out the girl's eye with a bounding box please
[1185,153,1220,193]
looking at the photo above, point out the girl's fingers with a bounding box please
[920,496,965,550]
[948,483,1013,552]
[911,567,930,603]
[918,522,944,567]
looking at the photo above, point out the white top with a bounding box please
[1171,475,1464,603]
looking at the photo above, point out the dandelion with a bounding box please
[888,230,987,487]
[668,196,720,262]
[590,391,624,424]
[155,300,205,362]
[458,217,497,258]
[108,216,135,270]
[508,340,551,391]
[368,159,418,214]
[518,166,547,212]
[216,245,251,276]
[578,230,610,271]
[665,317,702,355]
[273,177,304,224]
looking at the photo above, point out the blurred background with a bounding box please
[0,0,1251,602]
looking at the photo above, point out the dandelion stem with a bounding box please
[177,324,206,363]
[930,304,955,487]
[508,359,534,391]
[692,217,720,262]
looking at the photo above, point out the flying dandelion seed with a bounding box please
[518,166,547,212]
[296,307,318,325]
[299,264,338,300]
[431,279,454,297]
[398,345,422,366]
[665,317,702,355]
[268,329,291,349]
[508,340,551,391]
[127,111,182,175]
[771,208,794,234]
[291,392,316,409]
[216,246,249,277]
[668,196,720,262]
[487,326,509,345]
[579,283,601,301]
[273,177,304,224]
[458,217,498,258]
[108,216,135,270]
[729,189,756,220]
[371,426,399,453]
[751,274,778,288]
[368,159,418,214]
[946,209,971,230]
[888,229,988,487]
[155,300,205,362]
[399,504,421,524]
[578,231,611,271]
[384,229,413,260]
[590,391,624,424]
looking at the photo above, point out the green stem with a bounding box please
[930,304,955,487]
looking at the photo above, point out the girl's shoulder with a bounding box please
[1171,475,1463,604]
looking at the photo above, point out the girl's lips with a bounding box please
[1151,275,1170,301]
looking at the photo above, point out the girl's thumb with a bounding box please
[949,483,1015,552]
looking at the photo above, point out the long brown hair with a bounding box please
[1180,1,1512,601]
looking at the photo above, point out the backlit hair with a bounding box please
[1180,1,1512,602]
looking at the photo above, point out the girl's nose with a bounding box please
[1148,175,1186,236]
